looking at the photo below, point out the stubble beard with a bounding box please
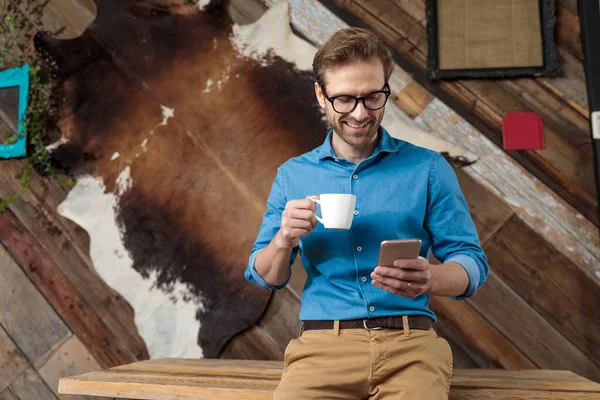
[329,110,384,149]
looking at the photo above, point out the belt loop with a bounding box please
[298,322,305,338]
[333,320,340,336]
[402,315,410,336]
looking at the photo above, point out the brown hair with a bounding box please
[312,27,394,88]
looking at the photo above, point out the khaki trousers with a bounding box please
[274,323,453,400]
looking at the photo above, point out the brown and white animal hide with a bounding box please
[36,0,476,358]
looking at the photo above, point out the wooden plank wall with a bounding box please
[0,2,598,399]
[324,0,596,224]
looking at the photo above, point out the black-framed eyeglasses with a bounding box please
[321,83,391,114]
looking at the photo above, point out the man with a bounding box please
[245,27,488,400]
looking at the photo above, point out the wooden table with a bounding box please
[58,358,600,399]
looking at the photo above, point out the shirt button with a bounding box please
[357,246,363,252]
[334,159,339,162]
[361,276,367,282]
[354,209,359,215]
[353,174,359,179]
[369,306,375,312]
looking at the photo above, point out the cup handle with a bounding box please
[309,198,323,224]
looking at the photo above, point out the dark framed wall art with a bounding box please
[426,0,561,80]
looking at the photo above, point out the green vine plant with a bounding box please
[0,3,74,213]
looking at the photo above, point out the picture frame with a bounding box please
[426,0,561,80]
[0,64,30,158]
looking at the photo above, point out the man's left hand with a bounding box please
[370,257,432,298]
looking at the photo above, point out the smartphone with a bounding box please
[377,239,422,267]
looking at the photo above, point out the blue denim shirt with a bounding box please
[245,127,488,321]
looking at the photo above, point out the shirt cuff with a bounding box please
[445,254,480,300]
[246,250,289,290]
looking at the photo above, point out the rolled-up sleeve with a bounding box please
[245,165,299,290]
[425,155,489,299]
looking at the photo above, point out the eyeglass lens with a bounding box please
[333,92,388,113]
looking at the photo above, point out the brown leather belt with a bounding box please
[302,315,433,331]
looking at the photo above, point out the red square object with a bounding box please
[502,112,544,151]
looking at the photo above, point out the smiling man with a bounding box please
[245,27,488,400]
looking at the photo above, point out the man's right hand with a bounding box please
[275,196,318,249]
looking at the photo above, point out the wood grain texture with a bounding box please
[538,46,589,117]
[287,258,308,297]
[257,288,301,355]
[37,335,104,400]
[430,296,535,369]
[0,326,28,393]
[450,369,600,391]
[495,77,590,149]
[555,2,582,60]
[558,0,577,14]
[15,0,96,39]
[434,321,500,369]
[448,391,600,400]
[468,272,600,381]
[483,215,600,370]
[111,358,284,376]
[219,325,283,361]
[451,79,594,211]
[0,159,149,362]
[57,359,600,399]
[0,243,71,365]
[0,207,138,368]
[390,0,426,25]
[0,87,19,143]
[392,80,434,118]
[454,168,514,245]
[0,1,37,63]
[2,367,58,400]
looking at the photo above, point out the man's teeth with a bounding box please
[346,122,368,128]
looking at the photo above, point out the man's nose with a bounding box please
[350,101,369,120]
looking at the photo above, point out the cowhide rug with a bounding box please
[36,0,476,358]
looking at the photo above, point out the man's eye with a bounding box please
[336,96,354,104]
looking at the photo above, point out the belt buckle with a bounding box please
[363,319,383,330]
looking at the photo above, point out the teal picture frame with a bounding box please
[0,64,30,158]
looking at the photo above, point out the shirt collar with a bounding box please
[312,126,401,161]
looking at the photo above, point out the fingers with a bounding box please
[371,279,424,298]
[287,198,317,212]
[371,273,425,291]
[393,257,427,270]
[279,198,320,246]
[283,208,317,223]
[371,266,428,284]
[280,227,312,238]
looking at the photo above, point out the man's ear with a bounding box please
[314,82,326,109]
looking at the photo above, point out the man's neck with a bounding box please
[331,132,379,165]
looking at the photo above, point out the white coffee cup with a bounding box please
[310,194,356,229]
